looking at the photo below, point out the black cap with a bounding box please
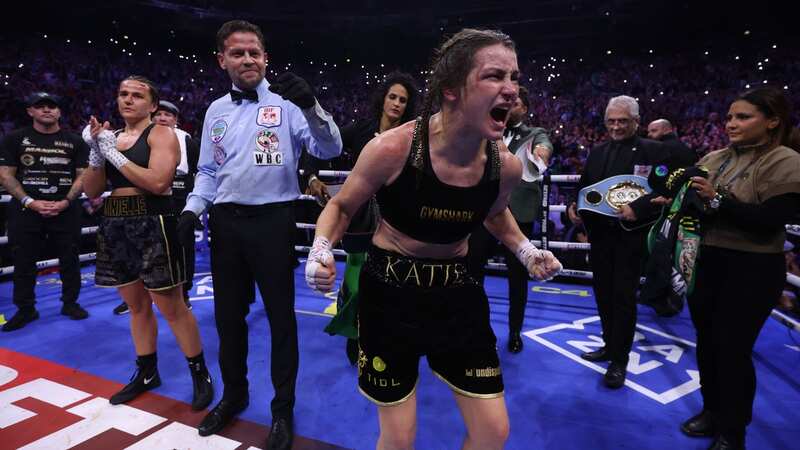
[157,100,180,116]
[26,92,60,108]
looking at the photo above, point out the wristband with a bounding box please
[21,196,34,208]
[308,174,320,188]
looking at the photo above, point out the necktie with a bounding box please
[230,89,259,104]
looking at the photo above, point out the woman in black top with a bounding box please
[82,76,212,411]
[313,72,419,362]
[307,30,561,449]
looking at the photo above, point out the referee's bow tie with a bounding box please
[230,89,259,104]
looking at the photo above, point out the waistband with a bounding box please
[103,195,173,217]
[364,245,475,289]
[213,200,294,217]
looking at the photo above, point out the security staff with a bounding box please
[0,92,89,331]
[111,99,199,315]
[567,95,667,388]
[178,20,341,449]
[646,118,698,168]
[467,86,553,353]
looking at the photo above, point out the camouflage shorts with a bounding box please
[95,196,186,290]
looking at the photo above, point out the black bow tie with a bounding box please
[230,89,258,104]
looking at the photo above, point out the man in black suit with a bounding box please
[647,119,698,167]
[568,96,667,388]
[468,86,553,354]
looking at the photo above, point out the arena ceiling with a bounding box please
[7,0,796,60]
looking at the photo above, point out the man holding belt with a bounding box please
[568,95,667,388]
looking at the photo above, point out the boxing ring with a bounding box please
[293,169,800,332]
[2,168,799,331]
[1,171,799,450]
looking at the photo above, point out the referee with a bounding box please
[179,20,341,449]
[0,92,89,331]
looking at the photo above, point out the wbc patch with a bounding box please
[253,129,283,166]
[257,106,282,127]
[210,119,228,143]
[255,129,280,152]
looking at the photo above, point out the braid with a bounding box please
[418,79,438,163]
[413,81,438,189]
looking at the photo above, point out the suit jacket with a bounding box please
[660,133,697,168]
[577,135,668,235]
[301,118,379,186]
[507,123,552,223]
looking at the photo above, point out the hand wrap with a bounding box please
[97,130,129,170]
[82,125,106,168]
[305,236,335,292]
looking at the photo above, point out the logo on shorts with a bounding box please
[20,154,35,166]
[210,120,228,143]
[372,356,387,372]
[255,129,280,152]
[464,366,501,378]
[257,106,281,127]
[213,145,226,165]
[655,165,668,177]
[358,350,367,368]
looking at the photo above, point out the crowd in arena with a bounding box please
[3,36,798,163]
[2,32,799,319]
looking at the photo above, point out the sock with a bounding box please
[136,352,158,373]
[186,351,208,374]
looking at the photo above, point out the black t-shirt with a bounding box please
[0,126,89,200]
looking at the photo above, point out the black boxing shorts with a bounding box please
[95,195,186,291]
[357,245,503,405]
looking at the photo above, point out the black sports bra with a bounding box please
[375,118,501,244]
[106,124,154,189]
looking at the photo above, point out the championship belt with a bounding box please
[577,174,651,217]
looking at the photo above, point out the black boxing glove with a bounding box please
[177,211,199,249]
[268,72,316,109]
